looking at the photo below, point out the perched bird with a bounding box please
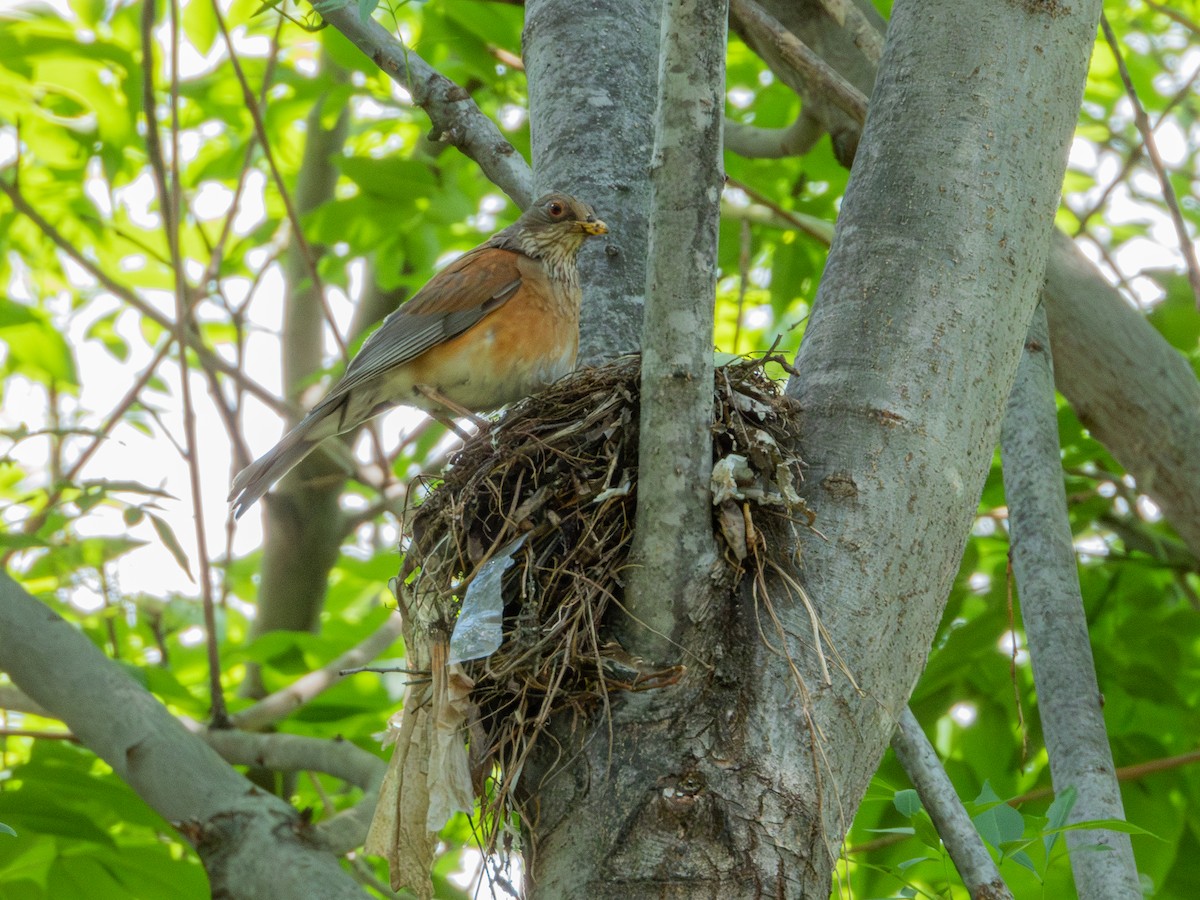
[229,192,607,518]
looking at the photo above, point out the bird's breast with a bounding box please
[403,268,581,412]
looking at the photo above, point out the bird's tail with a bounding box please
[228,417,326,519]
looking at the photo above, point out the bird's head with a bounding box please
[499,192,608,270]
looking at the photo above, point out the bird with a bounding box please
[229,191,607,519]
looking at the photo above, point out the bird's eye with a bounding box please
[547,201,565,218]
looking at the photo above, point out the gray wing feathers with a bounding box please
[312,277,521,413]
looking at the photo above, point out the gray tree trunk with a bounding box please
[524,0,1102,895]
[525,0,660,361]
[777,1,1101,890]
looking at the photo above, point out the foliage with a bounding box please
[0,0,1198,897]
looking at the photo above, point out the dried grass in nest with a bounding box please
[369,353,811,892]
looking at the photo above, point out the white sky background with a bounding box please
[0,4,1194,633]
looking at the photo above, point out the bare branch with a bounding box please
[892,708,1013,900]
[141,0,227,725]
[313,0,533,206]
[1099,14,1200,308]
[232,615,404,732]
[0,178,292,417]
[725,113,822,159]
[730,0,868,126]
[1001,303,1141,898]
[197,727,384,791]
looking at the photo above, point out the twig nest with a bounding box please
[369,353,810,893]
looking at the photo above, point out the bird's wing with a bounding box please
[312,246,524,411]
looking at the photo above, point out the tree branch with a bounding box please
[749,0,1200,560]
[0,177,291,417]
[232,614,404,732]
[1000,303,1142,898]
[312,0,533,207]
[623,0,727,663]
[730,0,869,124]
[1043,231,1200,558]
[892,707,1013,900]
[0,573,370,899]
[1099,14,1200,308]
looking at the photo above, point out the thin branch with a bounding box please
[726,176,835,245]
[1000,303,1141,897]
[1100,14,1200,307]
[141,0,227,725]
[1144,0,1200,35]
[1071,61,1200,236]
[730,0,869,126]
[313,0,533,206]
[892,708,1013,900]
[0,338,173,566]
[231,614,404,732]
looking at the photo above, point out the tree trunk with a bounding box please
[523,0,1102,895]
[524,0,659,362]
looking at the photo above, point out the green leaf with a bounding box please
[974,800,1025,850]
[894,788,922,817]
[147,513,193,580]
[0,298,79,387]
[1043,786,1076,856]
[1045,818,1161,839]
[357,0,379,23]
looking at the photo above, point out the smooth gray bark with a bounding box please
[777,0,1102,892]
[892,708,1013,900]
[1043,230,1200,558]
[0,574,370,900]
[525,0,659,361]
[1001,305,1142,899]
[624,0,727,663]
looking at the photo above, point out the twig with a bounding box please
[891,707,1013,900]
[0,179,292,416]
[1071,61,1199,234]
[230,614,405,731]
[211,0,347,360]
[141,0,228,726]
[1100,14,1200,308]
[1144,0,1200,35]
[726,175,835,245]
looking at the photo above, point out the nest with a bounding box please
[368,353,811,894]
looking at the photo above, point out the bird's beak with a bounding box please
[579,219,608,236]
